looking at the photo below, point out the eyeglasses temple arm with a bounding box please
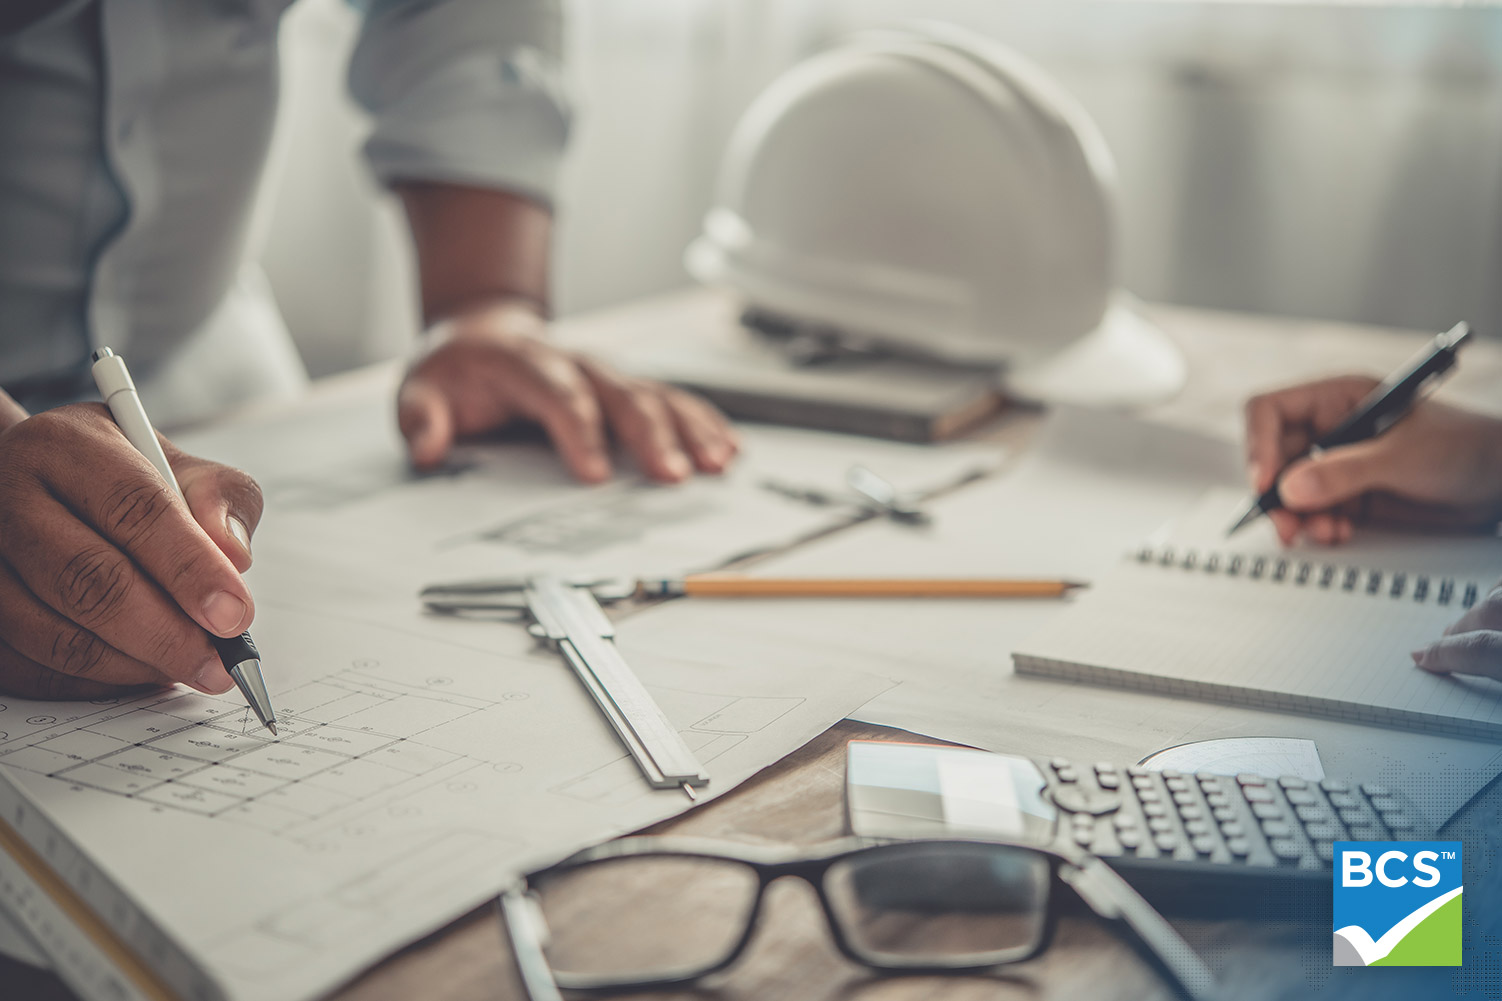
[1058,858,1222,1001]
[498,887,567,1001]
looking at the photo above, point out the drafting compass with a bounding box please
[426,575,708,800]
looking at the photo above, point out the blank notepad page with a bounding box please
[1013,490,1502,739]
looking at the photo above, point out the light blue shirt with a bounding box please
[0,0,569,412]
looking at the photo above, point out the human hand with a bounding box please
[0,403,263,699]
[1243,375,1502,545]
[396,301,740,483]
[1413,581,1502,681]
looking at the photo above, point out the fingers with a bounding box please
[1243,376,1380,492]
[0,561,171,689]
[665,389,740,474]
[1278,438,1392,513]
[524,361,613,484]
[171,443,264,573]
[0,637,142,701]
[1414,630,1502,681]
[398,375,458,473]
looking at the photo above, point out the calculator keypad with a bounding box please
[1043,758,1426,872]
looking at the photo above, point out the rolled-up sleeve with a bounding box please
[347,0,570,206]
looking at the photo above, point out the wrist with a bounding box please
[419,298,549,351]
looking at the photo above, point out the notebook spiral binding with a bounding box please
[1133,544,1483,611]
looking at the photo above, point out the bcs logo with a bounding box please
[1333,841,1462,967]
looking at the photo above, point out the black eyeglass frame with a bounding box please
[497,835,1218,1001]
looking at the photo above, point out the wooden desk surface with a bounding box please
[5,293,1500,1001]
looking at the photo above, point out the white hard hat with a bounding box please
[686,23,1185,407]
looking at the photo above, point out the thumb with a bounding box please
[1279,440,1389,512]
[398,375,455,472]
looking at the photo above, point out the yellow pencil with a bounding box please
[638,576,1087,599]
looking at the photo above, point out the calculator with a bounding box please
[844,741,1430,913]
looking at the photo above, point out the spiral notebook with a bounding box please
[1013,489,1502,740]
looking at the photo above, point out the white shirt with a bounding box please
[0,0,569,424]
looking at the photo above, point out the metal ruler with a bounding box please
[523,576,709,797]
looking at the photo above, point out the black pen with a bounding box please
[1227,321,1473,536]
[91,348,279,735]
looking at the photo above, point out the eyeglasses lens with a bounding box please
[823,843,1050,967]
[531,855,760,986]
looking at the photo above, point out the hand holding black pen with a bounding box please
[1238,322,1502,544]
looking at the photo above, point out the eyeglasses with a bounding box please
[498,836,1218,1001]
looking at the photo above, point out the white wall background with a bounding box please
[256,1,1502,378]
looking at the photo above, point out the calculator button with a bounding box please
[1316,842,1336,862]
[1143,801,1168,818]
[1361,783,1390,798]
[1172,791,1196,807]
[1049,757,1071,770]
[1225,837,1252,857]
[1218,821,1245,839]
[1097,772,1120,790]
[1148,817,1175,834]
[1369,796,1401,814]
[1269,838,1303,861]
[1137,788,1162,804]
[1284,789,1317,806]
[1305,822,1345,842]
[1385,815,1417,832]
[1320,779,1350,793]
[1184,820,1212,837]
[1190,835,1217,855]
[1326,791,1359,810]
[1095,762,1118,774]
[1260,820,1293,839]
[1178,804,1204,821]
[1212,806,1237,823]
[1073,826,1096,846]
[1237,773,1267,787]
[1295,805,1331,823]
[1348,826,1385,841]
[1117,828,1142,850]
[1278,776,1308,790]
[1153,833,1181,852]
[1243,786,1275,803]
[1161,769,1183,781]
[1205,792,1231,808]
[1165,777,1190,792]
[1049,785,1123,815]
[1113,814,1138,830]
[1337,808,1370,826]
[1299,855,1324,872]
[1131,775,1155,790]
[1251,802,1284,820]
[1055,767,1079,783]
[1127,765,1149,777]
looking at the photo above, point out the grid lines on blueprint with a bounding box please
[0,668,500,835]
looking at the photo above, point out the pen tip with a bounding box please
[266,721,278,737]
[1226,505,1260,537]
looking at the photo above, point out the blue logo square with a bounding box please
[1332,840,1462,966]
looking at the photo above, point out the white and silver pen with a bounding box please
[91,348,278,736]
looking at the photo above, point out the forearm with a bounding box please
[395,182,553,328]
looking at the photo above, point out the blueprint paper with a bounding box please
[0,591,889,1001]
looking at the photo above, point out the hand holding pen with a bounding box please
[1239,325,1502,545]
[0,355,268,708]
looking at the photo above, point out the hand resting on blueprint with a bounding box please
[397,300,739,484]
[0,398,257,699]
[1244,375,1502,546]
[1414,582,1502,681]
